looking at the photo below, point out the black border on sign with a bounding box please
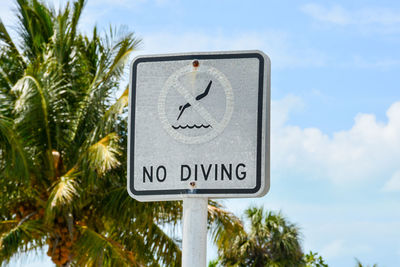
[129,52,264,196]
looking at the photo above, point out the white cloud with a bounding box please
[358,7,400,26]
[2,1,327,69]
[272,94,304,129]
[134,31,327,69]
[350,55,400,70]
[311,221,396,262]
[272,98,400,185]
[301,4,350,25]
[320,240,345,259]
[383,170,400,192]
[301,3,400,31]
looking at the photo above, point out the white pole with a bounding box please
[182,197,208,267]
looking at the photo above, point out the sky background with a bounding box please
[2,0,400,266]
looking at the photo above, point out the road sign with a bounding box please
[128,50,270,201]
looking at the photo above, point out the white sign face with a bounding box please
[128,51,270,201]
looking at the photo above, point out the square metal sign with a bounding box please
[128,50,270,201]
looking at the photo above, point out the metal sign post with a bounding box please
[182,197,208,267]
[128,50,271,267]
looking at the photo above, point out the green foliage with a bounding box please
[304,251,328,267]
[208,259,219,267]
[355,258,378,267]
[216,206,304,267]
[0,1,241,266]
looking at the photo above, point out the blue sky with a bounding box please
[2,0,400,266]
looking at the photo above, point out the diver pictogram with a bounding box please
[158,62,234,144]
[177,80,212,121]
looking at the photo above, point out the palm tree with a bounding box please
[304,251,328,267]
[215,206,304,267]
[355,259,378,267]
[0,0,239,266]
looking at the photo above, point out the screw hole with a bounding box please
[192,60,199,67]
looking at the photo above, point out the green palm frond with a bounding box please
[208,200,243,248]
[69,0,85,41]
[11,75,53,178]
[11,75,50,140]
[100,187,182,228]
[105,217,180,267]
[103,86,129,127]
[98,188,182,266]
[77,86,129,153]
[73,226,141,267]
[355,258,378,267]
[98,26,141,86]
[0,219,46,263]
[0,114,30,181]
[87,133,121,176]
[15,0,54,60]
[12,75,49,126]
[48,168,79,209]
[0,221,18,236]
[70,27,137,148]
[304,251,328,267]
[139,222,181,266]
[0,20,19,52]
[217,206,304,266]
[0,1,240,266]
[0,19,25,71]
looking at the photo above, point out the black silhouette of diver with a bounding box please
[177,80,212,120]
